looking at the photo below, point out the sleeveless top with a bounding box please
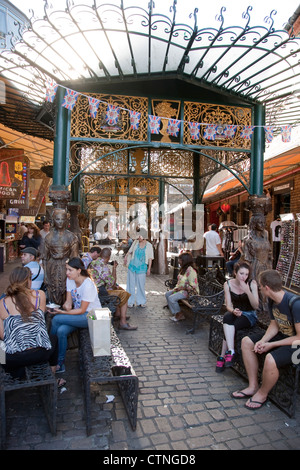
[227,279,257,326]
[2,291,52,354]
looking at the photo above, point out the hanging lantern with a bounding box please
[221,203,230,214]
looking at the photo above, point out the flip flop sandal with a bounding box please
[231,391,253,399]
[244,398,267,410]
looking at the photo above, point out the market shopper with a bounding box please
[0,266,58,378]
[231,269,300,409]
[203,224,224,257]
[124,228,154,308]
[165,251,199,322]
[50,257,101,373]
[216,261,259,372]
[19,223,41,251]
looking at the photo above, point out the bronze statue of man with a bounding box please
[43,208,79,306]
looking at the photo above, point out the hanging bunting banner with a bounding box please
[106,104,120,126]
[62,89,79,110]
[149,115,161,134]
[281,125,292,143]
[45,80,58,103]
[264,126,274,143]
[223,125,237,139]
[241,126,254,139]
[129,110,141,130]
[88,97,101,119]
[203,124,217,141]
[189,122,201,140]
[167,119,181,137]
[44,82,295,145]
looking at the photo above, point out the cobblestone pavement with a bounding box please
[1,250,300,451]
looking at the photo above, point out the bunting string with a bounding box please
[45,80,294,143]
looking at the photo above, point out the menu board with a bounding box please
[276,214,295,288]
[0,149,29,208]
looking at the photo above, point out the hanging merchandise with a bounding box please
[221,203,230,214]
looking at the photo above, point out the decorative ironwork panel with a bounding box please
[149,149,194,177]
[70,94,148,141]
[183,102,252,148]
[129,177,159,197]
[69,143,128,183]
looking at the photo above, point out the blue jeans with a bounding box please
[165,289,186,315]
[50,312,88,363]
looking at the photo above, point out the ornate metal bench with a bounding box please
[0,362,57,449]
[209,314,300,418]
[165,276,224,334]
[78,326,138,435]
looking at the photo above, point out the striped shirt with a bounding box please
[2,292,51,354]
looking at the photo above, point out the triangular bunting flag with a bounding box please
[88,97,101,119]
[281,125,292,143]
[167,119,181,137]
[203,124,217,141]
[129,110,141,130]
[106,104,120,126]
[188,122,200,141]
[241,126,254,139]
[223,125,237,139]
[45,79,58,103]
[149,115,161,134]
[62,89,79,110]
[264,126,274,143]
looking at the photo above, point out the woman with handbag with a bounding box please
[165,251,199,322]
[124,228,154,308]
[50,257,101,373]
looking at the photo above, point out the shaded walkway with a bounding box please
[0,249,300,450]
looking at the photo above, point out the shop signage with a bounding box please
[273,180,294,194]
[0,150,29,208]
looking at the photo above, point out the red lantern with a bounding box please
[221,203,230,213]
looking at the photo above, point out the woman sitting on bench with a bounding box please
[165,251,199,322]
[216,261,259,372]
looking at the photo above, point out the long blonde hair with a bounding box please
[6,267,36,322]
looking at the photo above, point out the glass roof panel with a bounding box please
[0,0,299,131]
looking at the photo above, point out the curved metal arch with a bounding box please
[83,173,193,204]
[69,142,250,204]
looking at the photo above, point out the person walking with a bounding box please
[124,228,154,308]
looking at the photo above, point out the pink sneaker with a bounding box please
[215,356,225,373]
[224,350,235,368]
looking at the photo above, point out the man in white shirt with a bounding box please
[203,223,224,257]
[21,247,44,290]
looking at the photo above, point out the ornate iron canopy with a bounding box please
[0,0,300,136]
